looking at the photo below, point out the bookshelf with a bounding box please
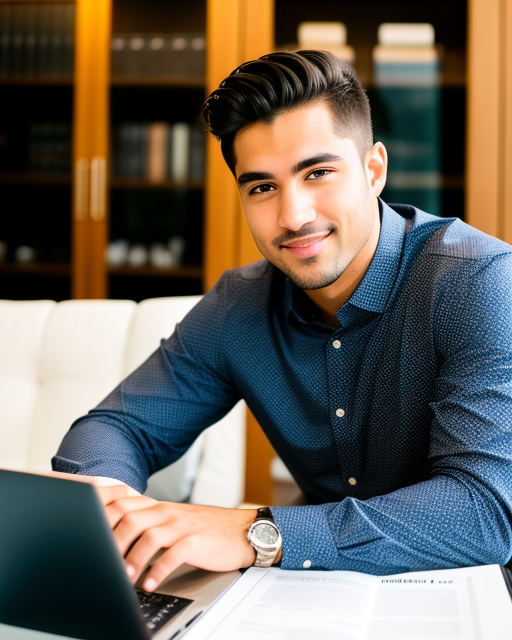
[105,0,207,301]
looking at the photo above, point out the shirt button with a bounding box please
[332,340,341,349]
[348,477,357,486]
[336,408,345,418]
[303,560,312,569]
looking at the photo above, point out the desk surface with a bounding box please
[0,624,75,640]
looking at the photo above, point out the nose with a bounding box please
[277,185,316,231]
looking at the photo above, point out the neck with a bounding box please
[305,200,381,327]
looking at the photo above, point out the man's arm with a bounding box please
[52,279,241,491]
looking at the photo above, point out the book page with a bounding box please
[184,565,511,640]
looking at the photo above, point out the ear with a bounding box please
[364,142,387,198]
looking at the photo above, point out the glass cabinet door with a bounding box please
[107,0,206,301]
[0,0,76,300]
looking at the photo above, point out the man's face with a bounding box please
[234,102,377,291]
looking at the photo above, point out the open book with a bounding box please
[184,564,512,640]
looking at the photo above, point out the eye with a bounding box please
[306,169,331,180]
[249,183,275,194]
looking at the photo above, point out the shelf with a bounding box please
[110,76,205,88]
[363,78,466,89]
[110,177,204,190]
[0,172,72,186]
[0,76,73,87]
[108,265,203,279]
[0,262,71,276]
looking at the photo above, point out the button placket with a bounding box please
[327,332,354,493]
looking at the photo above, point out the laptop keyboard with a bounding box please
[136,588,193,634]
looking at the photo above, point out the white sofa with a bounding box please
[0,297,245,507]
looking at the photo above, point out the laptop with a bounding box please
[0,469,241,640]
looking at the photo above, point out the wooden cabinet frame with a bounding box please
[466,0,512,242]
[72,0,111,299]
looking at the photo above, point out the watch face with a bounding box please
[254,522,279,545]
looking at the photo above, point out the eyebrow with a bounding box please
[236,153,343,189]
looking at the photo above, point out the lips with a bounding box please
[281,231,332,258]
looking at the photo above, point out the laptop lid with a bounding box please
[0,469,154,640]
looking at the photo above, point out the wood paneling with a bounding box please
[72,0,111,299]
[503,0,512,245]
[466,0,512,242]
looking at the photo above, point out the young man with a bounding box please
[53,51,512,590]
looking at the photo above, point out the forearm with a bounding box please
[52,415,153,493]
[271,472,512,574]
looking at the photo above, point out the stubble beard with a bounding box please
[274,195,375,291]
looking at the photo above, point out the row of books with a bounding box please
[295,21,442,86]
[111,33,205,78]
[28,122,72,174]
[112,122,205,183]
[0,4,75,77]
[297,21,444,214]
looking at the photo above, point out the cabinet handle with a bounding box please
[90,156,107,222]
[74,158,89,222]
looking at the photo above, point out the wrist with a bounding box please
[247,506,282,568]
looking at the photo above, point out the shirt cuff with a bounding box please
[270,504,340,570]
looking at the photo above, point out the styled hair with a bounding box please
[199,50,373,176]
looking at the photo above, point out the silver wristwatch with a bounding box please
[247,507,282,568]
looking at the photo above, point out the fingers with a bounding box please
[95,483,136,505]
[103,495,157,529]
[112,502,173,556]
[125,524,185,587]
[140,541,191,592]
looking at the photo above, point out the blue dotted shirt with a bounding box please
[53,201,512,575]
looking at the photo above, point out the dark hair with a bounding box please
[199,50,373,176]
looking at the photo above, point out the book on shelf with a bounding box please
[372,23,442,216]
[112,121,205,183]
[0,3,75,78]
[27,122,71,174]
[296,21,355,65]
[147,122,170,183]
[170,122,190,182]
[110,32,205,79]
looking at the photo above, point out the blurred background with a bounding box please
[0,0,510,504]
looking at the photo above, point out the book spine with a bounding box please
[188,124,205,180]
[63,4,75,76]
[36,5,52,76]
[111,35,127,76]
[0,4,11,77]
[23,5,37,76]
[147,122,170,182]
[49,4,65,75]
[170,122,190,181]
[9,5,24,76]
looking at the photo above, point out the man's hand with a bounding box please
[96,485,257,592]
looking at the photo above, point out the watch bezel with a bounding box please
[247,519,282,551]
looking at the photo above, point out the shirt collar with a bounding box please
[284,200,408,326]
[344,199,407,315]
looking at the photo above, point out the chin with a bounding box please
[286,267,344,291]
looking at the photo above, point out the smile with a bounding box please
[281,231,332,258]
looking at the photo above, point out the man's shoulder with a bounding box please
[203,259,280,317]
[394,204,512,262]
